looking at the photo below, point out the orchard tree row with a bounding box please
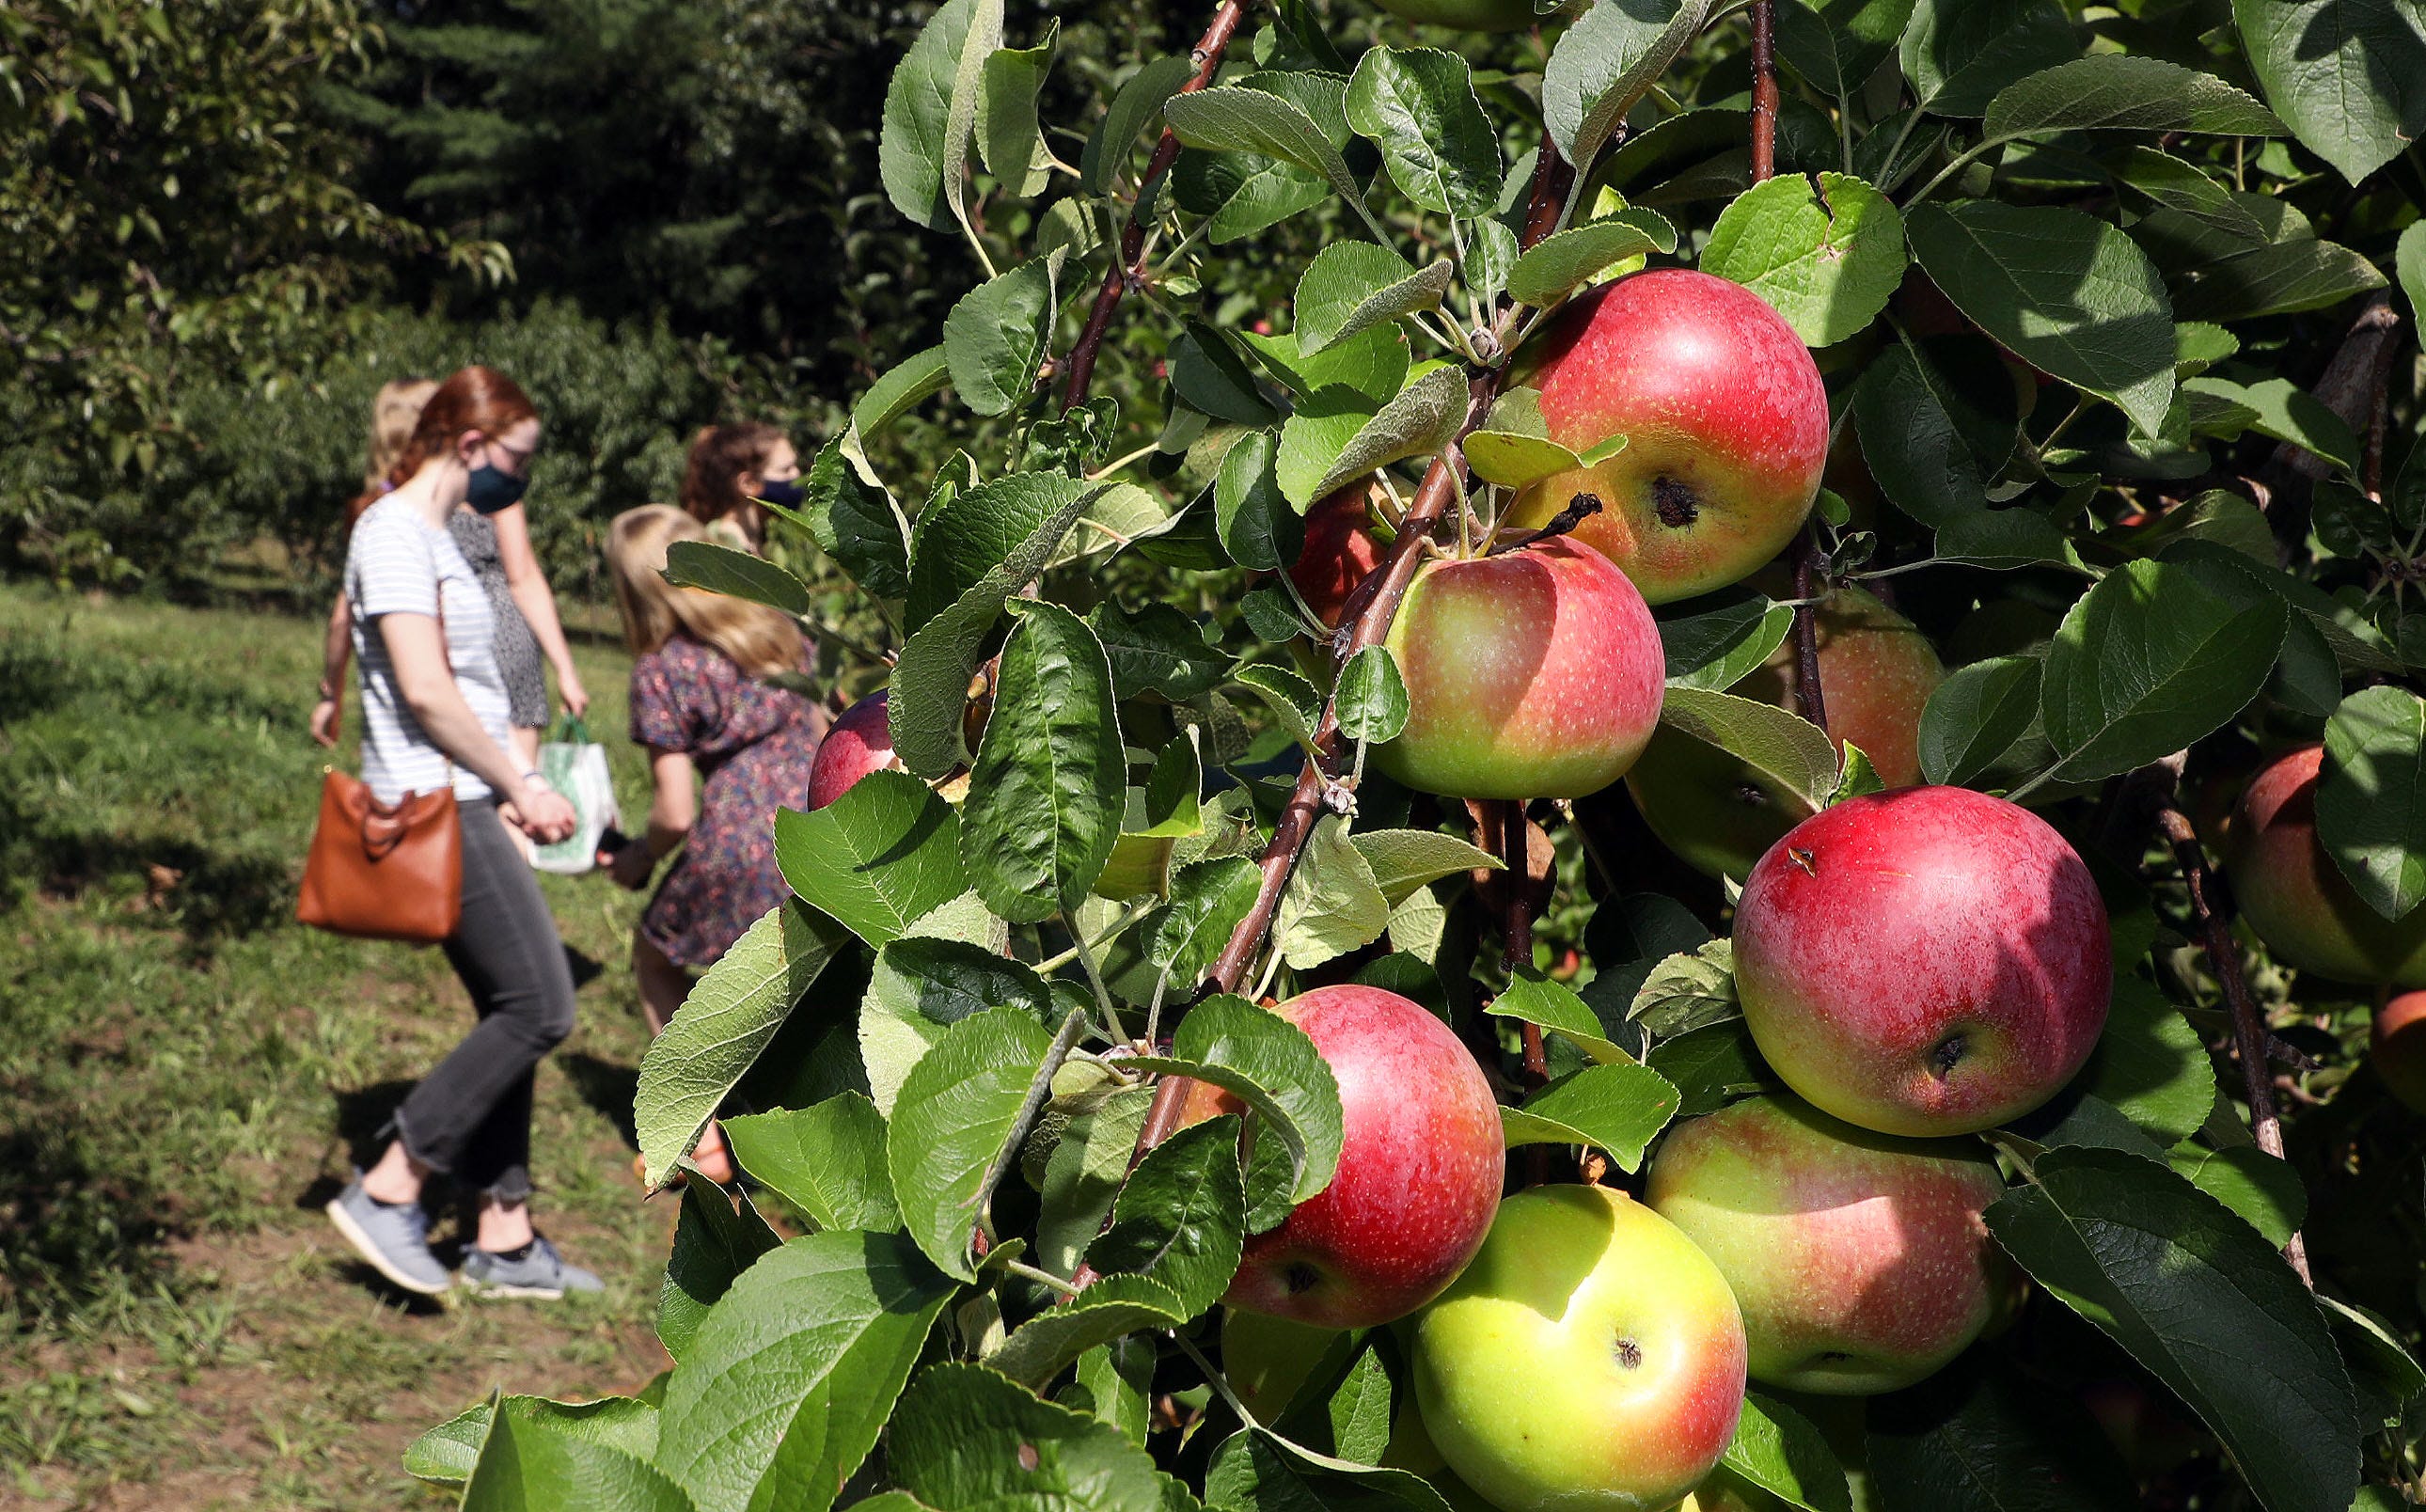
[410,0,2426,1509]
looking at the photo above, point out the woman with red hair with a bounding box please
[321,366,602,1301]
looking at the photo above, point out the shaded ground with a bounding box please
[0,584,681,1508]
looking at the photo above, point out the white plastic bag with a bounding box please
[531,715,620,874]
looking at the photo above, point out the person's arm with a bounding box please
[490,503,589,717]
[309,595,353,748]
[612,748,697,889]
[378,611,577,842]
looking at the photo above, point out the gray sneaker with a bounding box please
[459,1236,603,1299]
[325,1181,450,1296]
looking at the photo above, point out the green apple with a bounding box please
[1646,1095,2009,1394]
[1220,1307,1351,1423]
[1411,1184,1747,1512]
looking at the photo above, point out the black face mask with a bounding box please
[466,465,529,515]
[758,476,805,509]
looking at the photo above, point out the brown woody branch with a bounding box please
[1500,798,1552,1187]
[1059,0,1248,414]
[2252,292,2402,549]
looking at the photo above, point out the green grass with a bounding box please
[0,583,684,1508]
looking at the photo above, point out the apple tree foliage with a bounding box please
[414,0,2426,1507]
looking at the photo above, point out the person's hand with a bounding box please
[513,786,579,844]
[559,669,591,719]
[308,698,341,748]
[610,839,655,890]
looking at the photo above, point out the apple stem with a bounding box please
[1058,0,1248,413]
[2150,801,2315,1286]
[1485,493,1603,556]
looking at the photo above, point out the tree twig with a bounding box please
[1749,0,1778,186]
[2255,292,2402,553]
[1498,798,1552,1188]
[1059,0,1248,413]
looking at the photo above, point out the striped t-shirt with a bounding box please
[346,496,514,803]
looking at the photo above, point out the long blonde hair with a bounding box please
[607,505,806,678]
[347,378,440,526]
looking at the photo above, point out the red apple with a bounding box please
[1182,985,1504,1331]
[1373,537,1664,800]
[1628,586,1946,880]
[1411,1184,1747,1512]
[1288,480,1389,631]
[1734,787,2111,1136]
[2371,991,2426,1111]
[1646,1095,2010,1394]
[808,689,902,811]
[1504,269,1828,605]
[2223,745,2426,988]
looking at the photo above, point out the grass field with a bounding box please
[0,583,685,1509]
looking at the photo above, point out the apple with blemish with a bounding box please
[1646,1095,2010,1394]
[1503,269,1829,605]
[1179,985,1504,1331]
[1373,537,1664,800]
[2222,745,2426,988]
[1733,786,2111,1137]
[1628,585,1946,879]
[807,689,903,811]
[1411,1184,1747,1512]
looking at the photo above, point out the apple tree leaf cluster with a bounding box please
[413,0,2426,1509]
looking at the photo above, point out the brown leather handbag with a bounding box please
[296,768,463,943]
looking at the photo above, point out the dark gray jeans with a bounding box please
[388,799,575,1203]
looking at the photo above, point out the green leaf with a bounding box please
[658,1180,782,1362]
[862,935,1053,1115]
[1662,597,1796,693]
[855,346,954,439]
[1336,646,1410,746]
[412,1397,664,1490]
[1982,56,2286,139]
[1084,55,1198,194]
[1721,1391,1851,1512]
[1499,1062,1681,1172]
[1141,858,1264,993]
[1279,365,1469,509]
[1327,1347,1396,1466]
[1163,86,1364,213]
[961,602,1126,921]
[988,1274,1189,1387]
[881,0,981,231]
[1234,661,1326,756]
[1701,172,1905,347]
[1917,654,2043,787]
[2232,0,2426,183]
[1087,1114,1249,1315]
[1349,829,1501,907]
[1462,429,1589,490]
[663,541,811,617]
[1344,47,1502,216]
[936,0,1005,248]
[977,26,1058,195]
[1036,1084,1156,1278]
[2182,377,2362,470]
[1206,1426,1454,1512]
[892,478,1113,777]
[1173,323,1281,427]
[891,1363,1167,1512]
[1214,430,1304,574]
[460,1403,692,1512]
[1273,813,1394,969]
[2168,1144,2308,1249]
[1507,213,1676,307]
[2173,238,2390,322]
[1850,339,2000,526]
[774,771,969,949]
[1173,148,1333,244]
[1542,0,1716,173]
[1489,965,1641,1064]
[1123,995,1346,1214]
[636,902,854,1189]
[2319,685,2426,921]
[2039,557,2287,782]
[943,253,1063,417]
[1295,244,1455,355]
[656,1231,954,1512]
[1906,202,2176,436]
[2075,977,2216,1149]
[1899,0,2078,117]
[888,1007,1059,1281]
[1466,216,1520,310]
[797,437,912,604]
[2400,221,2426,318]
[1867,1357,2139,1512]
[1646,1018,1778,1117]
[723,1095,901,1234]
[1628,939,1743,1037]
[1984,1146,2359,1512]
[1657,686,1838,811]
[2113,149,2266,245]
[1244,324,1410,405]
[1090,602,1224,702]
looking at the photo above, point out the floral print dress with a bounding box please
[630,634,827,969]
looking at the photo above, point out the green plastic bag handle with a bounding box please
[550,712,594,747]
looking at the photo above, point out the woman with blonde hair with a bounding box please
[606,506,827,1177]
[679,422,802,554]
[312,378,590,764]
